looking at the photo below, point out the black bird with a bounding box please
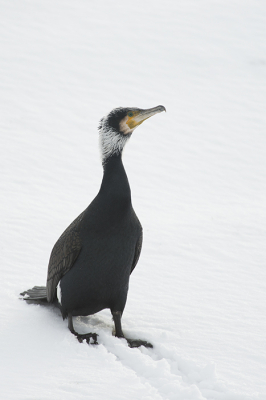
[21,105,166,348]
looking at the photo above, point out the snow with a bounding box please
[1,0,266,399]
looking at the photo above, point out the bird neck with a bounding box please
[99,154,131,203]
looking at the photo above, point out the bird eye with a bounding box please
[127,112,133,117]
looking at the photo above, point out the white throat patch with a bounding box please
[119,116,134,135]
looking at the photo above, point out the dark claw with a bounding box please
[126,338,153,348]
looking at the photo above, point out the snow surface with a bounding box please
[1,0,266,399]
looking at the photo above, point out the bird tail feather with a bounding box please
[20,286,48,302]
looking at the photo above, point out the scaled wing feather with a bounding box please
[46,211,85,302]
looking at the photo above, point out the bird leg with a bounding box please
[68,314,98,345]
[112,311,153,348]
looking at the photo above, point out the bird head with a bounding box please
[99,105,166,163]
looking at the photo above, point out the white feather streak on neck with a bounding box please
[99,123,130,164]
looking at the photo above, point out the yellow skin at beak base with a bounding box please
[127,113,147,129]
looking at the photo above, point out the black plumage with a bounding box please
[21,105,165,347]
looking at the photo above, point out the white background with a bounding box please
[0,1,265,399]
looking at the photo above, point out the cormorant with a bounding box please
[21,105,166,348]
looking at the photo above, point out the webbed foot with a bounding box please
[68,314,98,344]
[111,310,153,349]
[126,338,153,348]
[75,332,98,345]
